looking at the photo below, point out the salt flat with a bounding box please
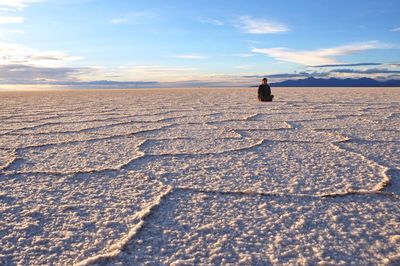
[0,87,399,265]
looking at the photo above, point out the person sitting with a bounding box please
[258,78,274,102]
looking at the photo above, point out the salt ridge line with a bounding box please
[174,186,400,199]
[1,138,266,175]
[75,185,174,266]
[0,148,17,171]
[74,183,399,266]
[268,119,395,194]
[0,124,178,171]
[306,123,393,193]
[2,133,391,177]
[1,141,146,175]
[1,116,176,136]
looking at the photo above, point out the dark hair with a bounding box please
[262,78,268,81]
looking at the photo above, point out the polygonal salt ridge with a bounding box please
[0,171,170,266]
[0,110,60,120]
[9,116,138,135]
[133,123,241,140]
[3,113,132,125]
[208,120,291,130]
[130,141,388,196]
[332,127,400,142]
[370,120,400,131]
[4,137,146,174]
[140,138,263,155]
[0,120,48,134]
[291,116,376,130]
[100,190,400,266]
[0,148,16,170]
[337,141,400,169]
[246,112,337,122]
[0,132,110,150]
[236,129,347,143]
[0,113,63,124]
[167,112,258,124]
[82,121,174,136]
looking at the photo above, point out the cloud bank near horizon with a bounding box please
[252,41,394,66]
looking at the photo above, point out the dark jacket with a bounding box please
[258,84,271,100]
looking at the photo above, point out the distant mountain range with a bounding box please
[270,77,400,87]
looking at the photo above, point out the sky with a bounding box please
[0,0,399,88]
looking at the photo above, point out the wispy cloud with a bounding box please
[0,16,24,24]
[0,64,85,83]
[0,0,43,11]
[7,29,25,34]
[235,53,255,58]
[252,41,393,66]
[0,41,83,67]
[235,65,255,69]
[310,62,383,68]
[109,12,156,25]
[122,65,198,72]
[330,68,400,74]
[115,65,200,81]
[198,17,224,26]
[175,54,207,59]
[237,16,288,34]
[390,27,400,32]
[110,18,129,25]
[242,71,329,80]
[244,40,262,44]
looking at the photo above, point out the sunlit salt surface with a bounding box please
[0,88,399,265]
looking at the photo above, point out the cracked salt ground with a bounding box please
[0,149,15,170]
[332,128,400,142]
[246,112,337,122]
[140,138,262,155]
[291,116,375,130]
[92,191,400,266]
[134,124,240,140]
[0,171,170,265]
[0,132,109,150]
[235,128,346,142]
[128,141,388,195]
[0,88,400,265]
[338,142,400,169]
[82,121,173,136]
[208,120,291,130]
[4,137,145,174]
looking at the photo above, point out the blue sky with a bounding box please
[0,0,399,87]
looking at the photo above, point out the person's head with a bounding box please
[262,78,268,85]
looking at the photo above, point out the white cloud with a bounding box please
[109,12,156,25]
[0,16,24,24]
[238,16,288,34]
[111,65,201,82]
[391,27,400,32]
[235,65,255,69]
[121,65,198,73]
[0,0,43,11]
[0,41,83,67]
[175,54,207,59]
[252,41,393,66]
[7,29,25,34]
[0,64,85,83]
[110,18,129,25]
[198,17,224,26]
[244,40,262,44]
[235,53,255,58]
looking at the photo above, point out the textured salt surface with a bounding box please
[96,191,400,266]
[0,88,399,265]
